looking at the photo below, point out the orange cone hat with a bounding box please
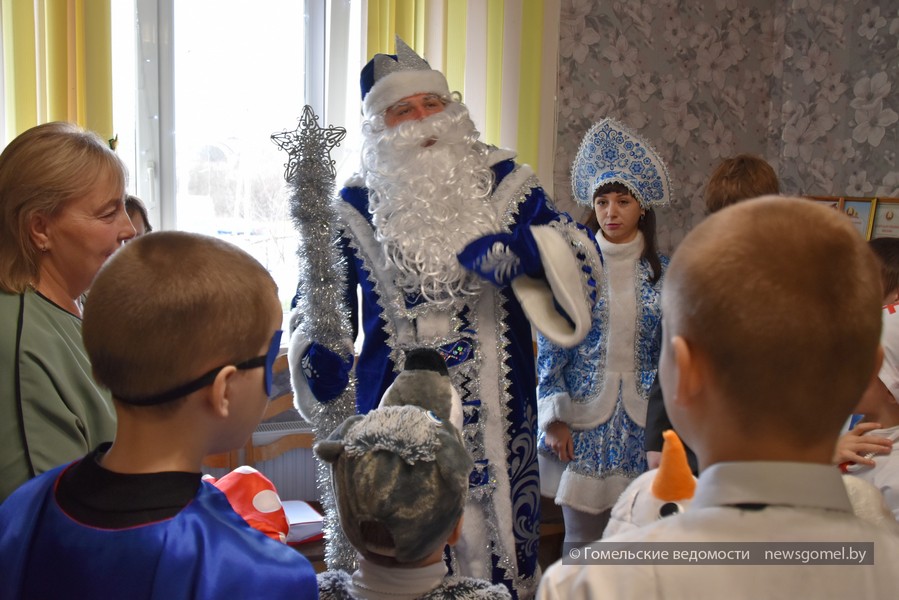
[651,429,697,501]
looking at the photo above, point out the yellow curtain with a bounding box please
[2,0,113,144]
[363,0,560,191]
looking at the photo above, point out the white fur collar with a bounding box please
[597,230,644,262]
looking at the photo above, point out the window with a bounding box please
[111,0,363,322]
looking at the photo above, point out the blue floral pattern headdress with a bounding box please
[571,118,673,209]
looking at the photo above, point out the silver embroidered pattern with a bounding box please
[337,157,548,599]
[478,242,521,284]
[272,106,357,572]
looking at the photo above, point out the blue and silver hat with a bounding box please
[360,37,450,120]
[571,118,673,208]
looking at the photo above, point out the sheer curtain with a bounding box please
[1,0,113,145]
[363,0,561,193]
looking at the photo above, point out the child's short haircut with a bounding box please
[704,154,780,214]
[83,231,280,404]
[869,237,899,300]
[663,197,882,443]
[315,405,473,565]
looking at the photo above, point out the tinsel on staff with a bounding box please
[272,106,357,572]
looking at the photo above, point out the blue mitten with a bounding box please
[302,342,353,403]
[457,225,545,287]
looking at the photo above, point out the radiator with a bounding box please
[202,420,320,502]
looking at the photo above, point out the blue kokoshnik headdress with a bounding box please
[571,118,673,208]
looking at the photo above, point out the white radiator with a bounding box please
[202,420,321,502]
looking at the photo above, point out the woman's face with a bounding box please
[594,191,643,244]
[37,172,135,299]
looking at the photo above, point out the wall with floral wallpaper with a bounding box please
[554,0,899,253]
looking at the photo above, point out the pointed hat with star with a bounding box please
[360,36,450,119]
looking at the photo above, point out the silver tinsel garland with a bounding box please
[272,106,357,572]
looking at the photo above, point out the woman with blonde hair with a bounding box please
[0,122,135,501]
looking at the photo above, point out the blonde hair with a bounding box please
[663,197,882,442]
[83,231,280,403]
[0,122,127,292]
[704,154,780,214]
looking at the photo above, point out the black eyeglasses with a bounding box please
[118,330,283,406]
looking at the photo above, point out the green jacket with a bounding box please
[0,290,115,502]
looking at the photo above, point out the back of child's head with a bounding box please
[82,231,280,407]
[315,405,473,565]
[663,196,882,443]
[868,237,899,303]
[704,154,780,214]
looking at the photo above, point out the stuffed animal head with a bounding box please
[315,405,471,563]
[604,430,698,537]
[379,347,463,432]
[315,351,473,564]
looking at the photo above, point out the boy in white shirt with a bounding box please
[538,197,899,600]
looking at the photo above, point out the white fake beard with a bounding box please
[361,102,497,304]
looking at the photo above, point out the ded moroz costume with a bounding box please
[289,39,601,599]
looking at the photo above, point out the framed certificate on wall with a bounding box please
[872,198,899,239]
[843,199,875,239]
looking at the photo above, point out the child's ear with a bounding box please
[671,336,703,405]
[208,366,237,418]
[447,516,464,546]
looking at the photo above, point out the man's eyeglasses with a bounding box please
[119,330,283,406]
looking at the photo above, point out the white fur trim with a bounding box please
[455,500,490,580]
[556,469,634,515]
[287,331,354,422]
[474,288,518,577]
[363,70,451,119]
[485,145,517,166]
[537,391,568,432]
[541,374,625,431]
[449,385,464,433]
[510,225,592,348]
[288,334,317,422]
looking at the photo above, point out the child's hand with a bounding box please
[545,421,574,462]
[833,422,894,466]
[646,451,662,470]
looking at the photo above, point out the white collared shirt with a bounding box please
[538,461,899,600]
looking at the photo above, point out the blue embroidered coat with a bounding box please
[294,146,600,600]
[537,232,667,514]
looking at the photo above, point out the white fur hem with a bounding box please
[556,470,635,515]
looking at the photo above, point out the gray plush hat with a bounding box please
[315,404,473,564]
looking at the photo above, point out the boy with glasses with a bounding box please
[0,231,317,599]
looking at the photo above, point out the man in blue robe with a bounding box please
[291,38,600,599]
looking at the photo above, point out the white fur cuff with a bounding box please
[511,225,592,348]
